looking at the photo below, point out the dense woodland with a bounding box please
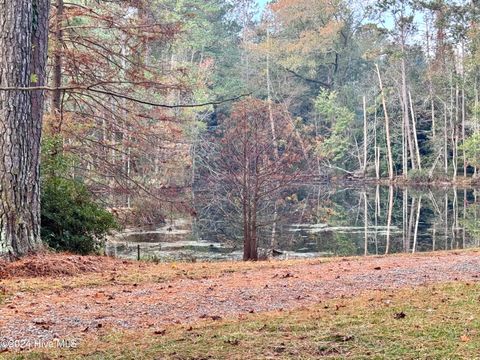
[0,0,479,260]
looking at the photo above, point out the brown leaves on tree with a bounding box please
[47,0,193,217]
[198,98,309,260]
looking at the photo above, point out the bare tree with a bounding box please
[199,98,306,260]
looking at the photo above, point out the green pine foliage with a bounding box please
[315,90,355,163]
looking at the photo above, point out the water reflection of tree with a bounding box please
[292,186,477,256]
[195,99,306,260]
[462,200,480,247]
[195,181,478,256]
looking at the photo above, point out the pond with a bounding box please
[105,185,480,261]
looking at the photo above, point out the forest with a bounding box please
[1,0,480,358]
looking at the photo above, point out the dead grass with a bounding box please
[0,253,130,279]
[0,254,331,294]
[5,281,480,359]
[1,250,480,359]
[1,249,477,295]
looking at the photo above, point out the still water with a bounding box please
[106,185,480,261]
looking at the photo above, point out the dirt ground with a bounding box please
[0,251,479,345]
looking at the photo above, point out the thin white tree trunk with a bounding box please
[412,196,422,253]
[461,79,466,177]
[364,191,368,256]
[363,96,368,175]
[444,103,448,175]
[376,64,394,181]
[385,185,394,254]
[374,99,380,180]
[374,185,380,255]
[402,189,407,251]
[475,82,479,176]
[408,91,422,170]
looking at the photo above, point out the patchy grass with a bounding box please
[6,281,480,359]
[1,252,359,296]
[2,249,477,295]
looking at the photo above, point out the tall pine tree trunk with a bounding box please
[0,0,50,258]
[52,0,63,132]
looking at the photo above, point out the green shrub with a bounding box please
[40,136,118,255]
[462,132,480,169]
[407,169,431,183]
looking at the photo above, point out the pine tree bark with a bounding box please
[0,0,50,258]
[52,0,63,130]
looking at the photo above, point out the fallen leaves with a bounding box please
[224,338,239,345]
[460,335,470,343]
[33,319,55,330]
[199,314,222,321]
[0,251,479,345]
[154,329,166,336]
[394,312,407,319]
[330,334,354,342]
[0,254,129,279]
